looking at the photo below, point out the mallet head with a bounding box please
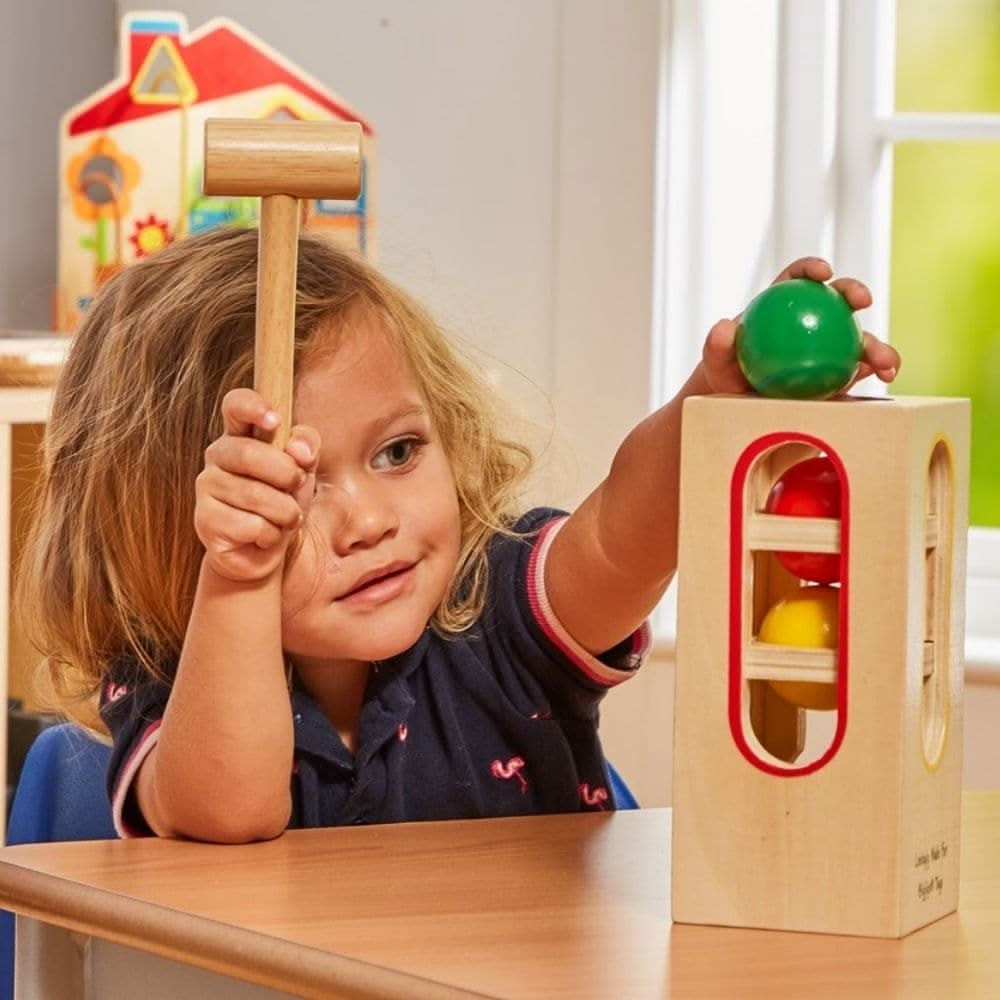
[203,118,362,200]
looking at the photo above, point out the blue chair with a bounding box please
[5,724,115,844]
[606,760,639,809]
[1,724,116,1000]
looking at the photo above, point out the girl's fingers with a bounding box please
[861,331,900,380]
[772,256,833,285]
[222,509,284,551]
[250,519,285,551]
[702,317,739,369]
[220,387,281,438]
[285,426,321,513]
[849,362,874,388]
[768,261,872,312]
[285,425,321,472]
[829,277,873,312]
[198,402,320,570]
[846,334,900,390]
[205,435,305,493]
[702,317,752,393]
[195,497,289,552]
[202,473,303,530]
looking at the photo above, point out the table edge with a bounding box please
[0,860,482,1000]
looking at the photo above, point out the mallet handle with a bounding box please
[256,194,299,448]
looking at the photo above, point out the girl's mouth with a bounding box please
[337,564,415,605]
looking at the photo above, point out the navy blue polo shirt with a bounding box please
[100,508,650,836]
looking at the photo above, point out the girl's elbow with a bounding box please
[198,818,287,844]
[165,796,291,844]
[146,759,291,843]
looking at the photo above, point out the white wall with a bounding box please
[0,0,116,330]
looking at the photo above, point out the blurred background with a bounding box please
[0,0,997,807]
[893,1,1000,528]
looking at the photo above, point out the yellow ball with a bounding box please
[758,586,839,711]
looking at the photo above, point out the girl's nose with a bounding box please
[332,482,399,554]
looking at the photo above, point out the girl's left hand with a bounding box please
[699,256,902,395]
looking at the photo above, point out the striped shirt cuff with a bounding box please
[111,720,162,838]
[526,517,651,686]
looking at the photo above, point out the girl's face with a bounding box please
[280,312,462,668]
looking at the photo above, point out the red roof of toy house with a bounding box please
[68,18,372,137]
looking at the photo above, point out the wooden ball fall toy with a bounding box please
[671,289,970,938]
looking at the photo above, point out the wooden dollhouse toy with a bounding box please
[57,10,376,332]
[672,392,969,938]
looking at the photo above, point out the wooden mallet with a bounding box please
[202,119,363,447]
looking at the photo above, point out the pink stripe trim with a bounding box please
[111,719,162,838]
[526,518,650,686]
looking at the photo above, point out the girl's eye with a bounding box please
[372,437,422,470]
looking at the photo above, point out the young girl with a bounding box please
[19,227,899,842]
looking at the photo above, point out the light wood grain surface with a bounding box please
[673,396,970,938]
[0,794,996,998]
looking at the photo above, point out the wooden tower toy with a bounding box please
[671,393,969,938]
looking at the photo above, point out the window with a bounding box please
[656,0,1000,664]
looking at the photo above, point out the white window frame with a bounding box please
[655,0,1000,674]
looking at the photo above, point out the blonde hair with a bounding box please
[18,227,532,728]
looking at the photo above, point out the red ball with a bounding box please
[764,456,842,583]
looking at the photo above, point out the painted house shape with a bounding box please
[57,10,376,331]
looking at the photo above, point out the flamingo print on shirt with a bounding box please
[491,756,528,793]
[106,681,129,704]
[579,782,609,811]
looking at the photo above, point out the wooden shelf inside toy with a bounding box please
[750,511,937,553]
[746,639,934,683]
[744,643,837,684]
[747,513,840,554]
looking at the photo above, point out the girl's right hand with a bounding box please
[195,388,319,582]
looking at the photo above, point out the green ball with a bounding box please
[735,279,863,399]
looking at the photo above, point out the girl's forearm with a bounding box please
[546,364,712,654]
[138,558,294,842]
[598,363,713,583]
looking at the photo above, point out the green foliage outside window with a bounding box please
[892,1,1000,526]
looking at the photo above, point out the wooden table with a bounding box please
[0,794,996,998]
